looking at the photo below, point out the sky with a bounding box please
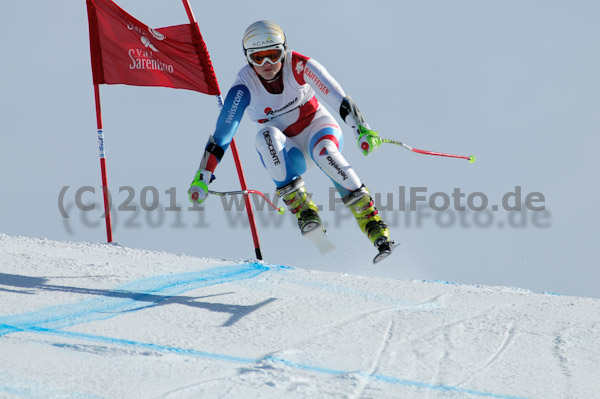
[1,0,599,298]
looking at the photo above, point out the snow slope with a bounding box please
[0,234,598,399]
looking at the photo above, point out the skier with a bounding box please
[189,20,394,262]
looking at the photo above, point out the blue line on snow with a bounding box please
[0,263,270,337]
[265,356,529,399]
[0,262,528,399]
[8,325,528,399]
[20,325,257,365]
[370,374,529,399]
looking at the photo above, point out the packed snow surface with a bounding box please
[0,234,598,398]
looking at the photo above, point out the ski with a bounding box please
[373,241,400,264]
[302,222,335,255]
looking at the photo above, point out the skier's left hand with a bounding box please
[357,125,382,156]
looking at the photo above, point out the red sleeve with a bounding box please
[204,154,219,173]
[291,51,310,85]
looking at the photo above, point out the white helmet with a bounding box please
[242,20,286,52]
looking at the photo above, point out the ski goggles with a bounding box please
[246,44,285,66]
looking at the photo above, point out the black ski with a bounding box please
[373,240,400,264]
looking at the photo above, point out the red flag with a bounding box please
[86,0,220,94]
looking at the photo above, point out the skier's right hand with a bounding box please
[188,169,212,204]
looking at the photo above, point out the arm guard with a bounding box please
[198,135,225,172]
[340,96,369,139]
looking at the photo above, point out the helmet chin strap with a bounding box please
[264,66,283,82]
[253,67,283,85]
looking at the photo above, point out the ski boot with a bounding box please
[277,178,323,235]
[343,185,395,263]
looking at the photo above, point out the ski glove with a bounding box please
[188,169,213,204]
[357,125,382,156]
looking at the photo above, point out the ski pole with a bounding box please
[381,138,476,163]
[194,189,286,214]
